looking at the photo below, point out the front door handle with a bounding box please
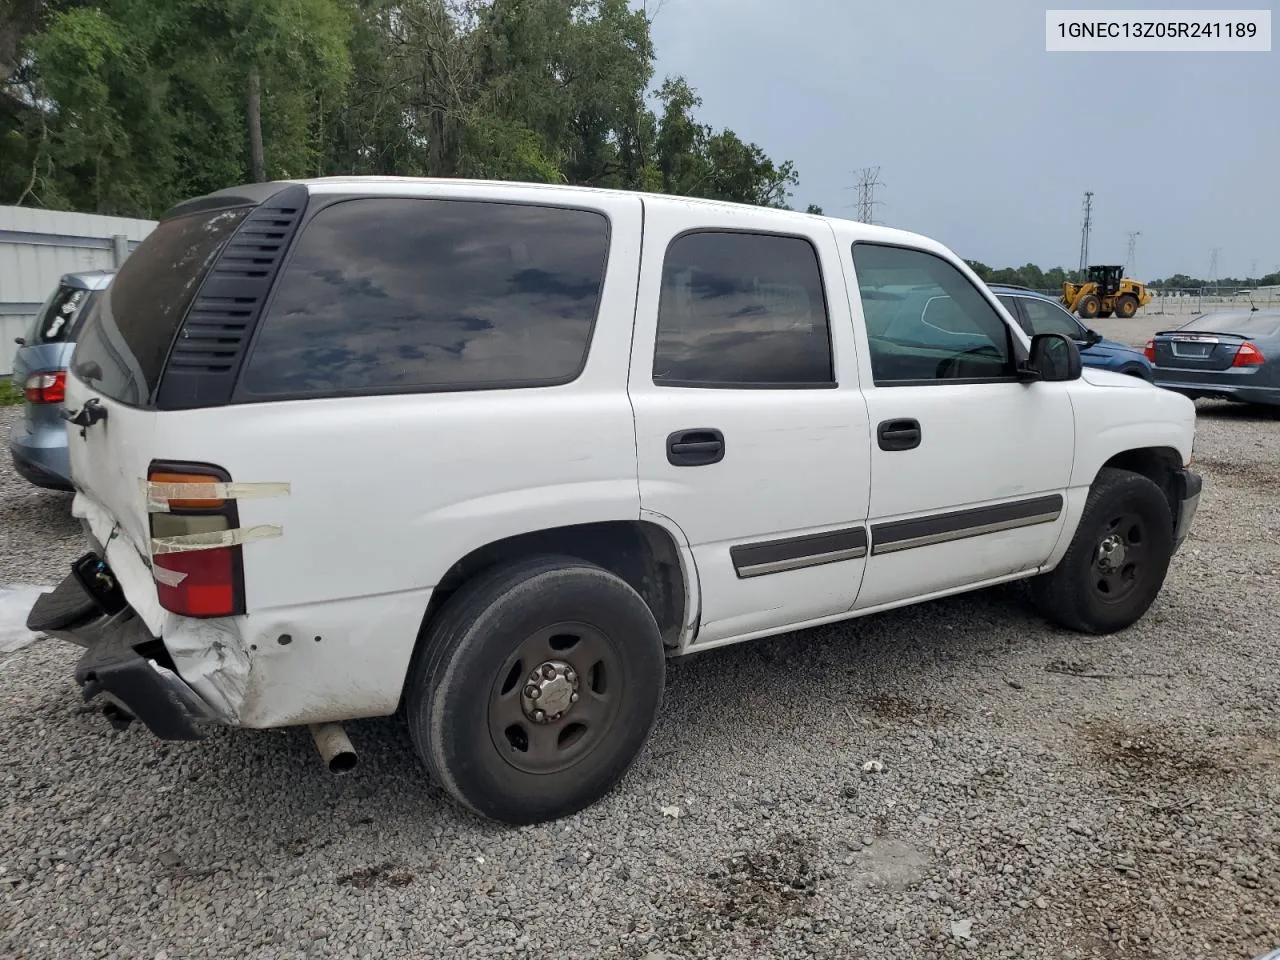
[877,418,921,452]
[667,428,725,466]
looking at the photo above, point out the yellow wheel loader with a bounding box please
[1062,265,1151,320]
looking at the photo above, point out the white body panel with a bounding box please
[57,177,1197,729]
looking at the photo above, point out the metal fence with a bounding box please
[0,205,157,376]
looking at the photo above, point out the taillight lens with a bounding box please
[23,370,66,404]
[147,464,243,618]
[1143,339,1156,363]
[1232,342,1265,367]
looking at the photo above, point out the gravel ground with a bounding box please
[1,401,1277,960]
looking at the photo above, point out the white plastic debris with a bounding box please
[0,584,51,655]
[660,805,682,819]
[861,760,885,774]
[950,918,974,941]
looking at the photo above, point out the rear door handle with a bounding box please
[877,418,921,452]
[667,428,725,466]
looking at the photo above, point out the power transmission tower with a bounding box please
[1209,248,1220,292]
[1250,259,1258,280]
[1077,191,1094,277]
[1125,230,1141,276]
[852,167,884,224]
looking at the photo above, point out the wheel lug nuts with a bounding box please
[542,664,556,679]
[533,709,545,721]
[570,693,579,703]
[566,669,576,682]
[525,685,540,699]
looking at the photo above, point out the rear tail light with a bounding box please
[147,463,243,618]
[1143,339,1156,363]
[23,370,66,404]
[1232,342,1264,367]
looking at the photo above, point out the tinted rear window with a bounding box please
[71,206,251,404]
[237,198,610,399]
[25,283,94,345]
[1180,312,1280,338]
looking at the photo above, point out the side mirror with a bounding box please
[13,337,24,346]
[1082,328,1103,345]
[1020,333,1082,382]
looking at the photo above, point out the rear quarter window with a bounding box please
[236,198,611,399]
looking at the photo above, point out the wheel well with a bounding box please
[418,521,688,652]
[1100,447,1181,523]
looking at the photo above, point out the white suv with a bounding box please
[28,177,1202,825]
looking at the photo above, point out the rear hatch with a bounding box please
[62,201,262,632]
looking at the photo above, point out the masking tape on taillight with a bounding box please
[151,524,283,555]
[141,479,291,513]
[151,565,189,587]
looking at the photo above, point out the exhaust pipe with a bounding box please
[309,722,358,774]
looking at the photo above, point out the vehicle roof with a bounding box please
[988,285,1059,302]
[164,175,948,259]
[59,270,115,291]
[1171,309,1280,339]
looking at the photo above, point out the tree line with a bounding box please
[963,260,1280,292]
[0,0,811,219]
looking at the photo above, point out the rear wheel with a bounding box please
[406,555,666,825]
[1115,294,1139,318]
[1076,294,1101,320]
[1031,468,1174,634]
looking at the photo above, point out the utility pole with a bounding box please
[852,167,884,225]
[1077,191,1094,278]
[1125,230,1141,277]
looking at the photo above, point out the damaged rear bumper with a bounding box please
[27,554,217,741]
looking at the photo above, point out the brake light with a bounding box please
[23,370,66,404]
[147,463,243,618]
[1143,339,1156,363]
[1232,342,1265,367]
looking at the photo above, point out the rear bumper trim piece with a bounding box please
[27,566,216,741]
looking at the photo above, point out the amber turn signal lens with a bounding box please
[148,471,226,509]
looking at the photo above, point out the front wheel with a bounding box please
[1076,293,1101,320]
[1031,468,1174,634]
[406,555,666,825]
[1115,294,1139,318]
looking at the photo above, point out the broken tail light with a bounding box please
[1231,342,1265,367]
[24,370,67,404]
[147,462,244,618]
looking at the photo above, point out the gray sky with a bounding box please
[643,0,1278,280]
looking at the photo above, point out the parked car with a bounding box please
[989,284,1154,380]
[1143,309,1280,407]
[28,178,1200,826]
[7,271,115,490]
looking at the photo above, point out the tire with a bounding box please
[405,555,665,825]
[1077,294,1101,319]
[1097,309,1114,319]
[1031,468,1174,635]
[1120,365,1151,381]
[1115,294,1139,319]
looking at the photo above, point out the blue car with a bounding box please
[989,284,1154,380]
[7,270,115,490]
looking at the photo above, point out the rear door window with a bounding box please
[236,198,611,399]
[71,206,252,405]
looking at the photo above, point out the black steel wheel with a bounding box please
[1031,468,1174,634]
[405,555,665,825]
